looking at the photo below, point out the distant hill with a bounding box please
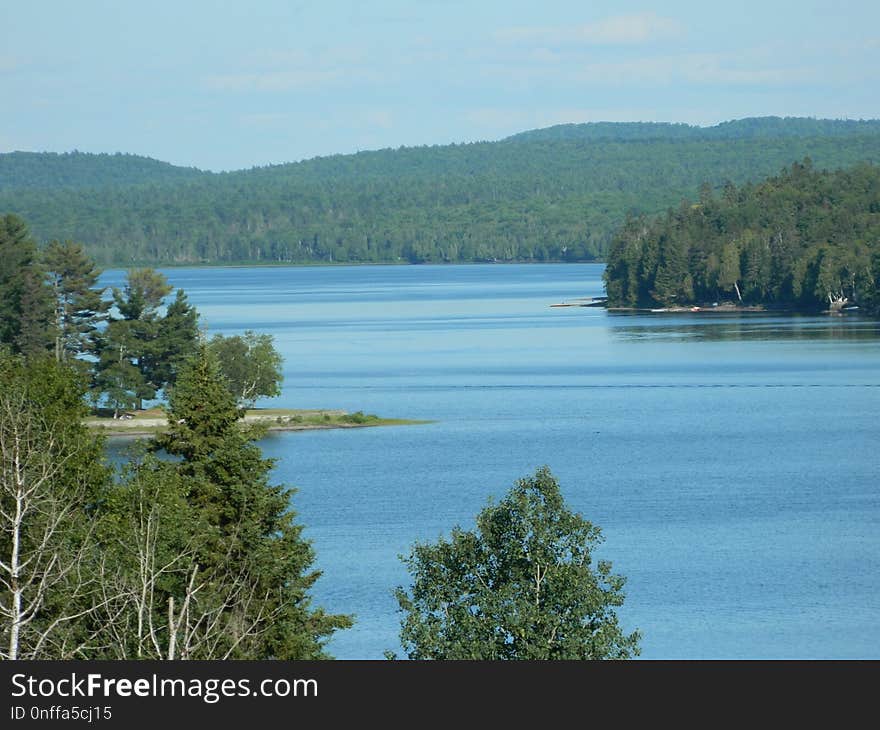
[0,151,207,191]
[1,117,879,266]
[504,117,880,143]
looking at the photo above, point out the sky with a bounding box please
[2,0,879,171]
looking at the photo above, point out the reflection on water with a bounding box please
[611,312,880,342]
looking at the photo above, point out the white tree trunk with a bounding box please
[0,394,104,660]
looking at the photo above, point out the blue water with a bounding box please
[101,264,880,658]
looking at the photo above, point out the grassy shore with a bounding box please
[85,407,431,437]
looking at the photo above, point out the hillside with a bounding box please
[0,151,206,191]
[1,117,879,266]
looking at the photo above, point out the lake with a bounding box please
[101,263,880,659]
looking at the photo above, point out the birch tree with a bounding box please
[208,331,282,408]
[0,354,109,659]
[392,466,641,660]
[94,456,281,659]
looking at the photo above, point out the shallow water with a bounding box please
[102,263,880,658]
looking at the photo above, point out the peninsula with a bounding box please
[86,407,430,437]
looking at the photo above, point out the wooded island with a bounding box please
[603,161,880,314]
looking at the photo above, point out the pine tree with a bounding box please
[149,288,199,392]
[153,345,352,658]
[0,214,54,356]
[94,268,172,411]
[43,240,108,363]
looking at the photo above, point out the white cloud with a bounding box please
[496,13,684,46]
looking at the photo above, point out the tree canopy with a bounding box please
[392,466,640,660]
[208,331,283,407]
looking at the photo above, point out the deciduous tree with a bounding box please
[392,466,640,660]
[0,354,110,659]
[208,330,283,407]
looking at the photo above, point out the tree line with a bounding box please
[603,160,880,313]
[2,118,879,267]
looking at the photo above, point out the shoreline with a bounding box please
[97,260,605,270]
[607,303,767,313]
[86,408,432,438]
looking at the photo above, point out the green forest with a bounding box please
[602,160,880,313]
[2,117,880,266]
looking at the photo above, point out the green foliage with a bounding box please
[506,116,880,143]
[393,466,640,660]
[155,344,244,462]
[604,161,880,311]
[114,268,173,320]
[3,118,880,266]
[91,452,203,659]
[0,214,54,356]
[0,247,341,659]
[43,239,108,362]
[93,269,198,412]
[208,330,283,407]
[153,345,352,658]
[151,289,200,389]
[0,150,205,191]
[340,411,378,424]
[0,352,110,658]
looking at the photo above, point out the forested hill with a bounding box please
[0,151,206,191]
[504,117,880,143]
[2,117,880,266]
[602,161,880,313]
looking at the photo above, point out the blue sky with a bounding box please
[2,1,879,170]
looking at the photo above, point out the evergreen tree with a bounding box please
[652,234,690,305]
[150,288,199,391]
[604,162,880,311]
[0,214,54,356]
[152,345,352,658]
[43,239,108,363]
[94,268,173,411]
[718,241,743,301]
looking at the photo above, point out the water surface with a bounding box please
[102,264,880,658]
